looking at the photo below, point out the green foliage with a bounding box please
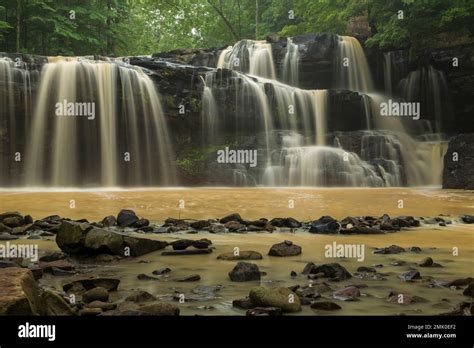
[0,0,472,55]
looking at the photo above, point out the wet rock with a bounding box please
[409,246,422,253]
[137,273,160,281]
[309,216,341,234]
[268,240,302,257]
[63,278,120,292]
[161,249,212,256]
[176,274,201,282]
[269,217,301,228]
[51,267,76,276]
[341,226,383,234]
[460,215,474,224]
[0,223,12,233]
[125,291,157,302]
[392,216,420,227]
[387,292,427,304]
[243,219,268,228]
[133,218,150,228]
[39,251,66,262]
[373,245,405,254]
[220,213,243,224]
[0,233,19,240]
[249,286,301,313]
[290,271,297,278]
[399,270,422,281]
[333,286,360,301]
[439,302,473,316]
[39,260,74,273]
[229,262,261,282]
[0,212,23,222]
[295,285,321,299]
[28,266,43,280]
[353,272,386,281]
[232,298,254,310]
[463,283,474,297]
[171,239,194,250]
[419,257,434,267]
[41,291,74,315]
[448,277,473,287]
[2,216,24,228]
[357,266,376,273]
[0,268,42,315]
[152,267,171,276]
[85,301,116,311]
[192,238,212,249]
[310,301,341,311]
[117,209,139,227]
[139,302,180,316]
[190,220,210,229]
[305,263,351,281]
[82,287,109,303]
[246,307,282,316]
[0,260,21,268]
[79,308,102,316]
[390,260,406,266]
[208,223,227,233]
[224,221,246,232]
[101,215,116,227]
[217,250,263,260]
[82,228,125,255]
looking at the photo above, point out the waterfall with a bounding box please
[217,40,276,79]
[337,36,373,92]
[383,52,393,95]
[0,57,37,185]
[282,37,300,86]
[201,73,219,145]
[267,146,386,187]
[398,65,449,132]
[24,59,175,187]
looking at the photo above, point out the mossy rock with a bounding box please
[249,286,301,313]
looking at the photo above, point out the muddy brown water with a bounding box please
[1,188,473,315]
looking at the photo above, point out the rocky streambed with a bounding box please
[0,207,473,316]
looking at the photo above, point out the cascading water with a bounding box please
[217,40,276,79]
[24,58,175,187]
[0,57,37,185]
[398,65,449,133]
[282,38,300,86]
[337,35,373,92]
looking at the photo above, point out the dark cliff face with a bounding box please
[443,133,474,190]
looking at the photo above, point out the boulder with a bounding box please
[0,268,42,315]
[249,286,301,313]
[101,215,116,227]
[217,250,263,260]
[310,301,342,311]
[82,287,109,303]
[443,133,474,189]
[117,209,139,227]
[171,239,194,250]
[463,282,474,297]
[138,302,180,316]
[461,215,474,224]
[246,307,282,316]
[373,245,405,254]
[269,217,301,228]
[419,257,434,267]
[56,221,168,256]
[125,291,157,302]
[268,240,302,256]
[228,262,261,282]
[41,291,74,315]
[304,263,351,281]
[219,213,243,224]
[309,216,341,234]
[63,278,120,292]
[190,220,210,229]
[333,286,360,301]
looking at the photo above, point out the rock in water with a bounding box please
[373,245,405,254]
[333,286,360,301]
[117,209,139,227]
[41,291,74,315]
[101,215,116,227]
[220,213,243,224]
[82,287,109,303]
[463,283,474,297]
[309,216,341,234]
[419,257,434,267]
[461,215,474,224]
[249,287,301,313]
[217,250,263,260]
[228,262,261,282]
[310,301,342,311]
[399,270,422,281]
[56,221,168,256]
[0,268,42,315]
[63,278,120,292]
[246,307,282,316]
[268,240,302,256]
[305,263,351,281]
